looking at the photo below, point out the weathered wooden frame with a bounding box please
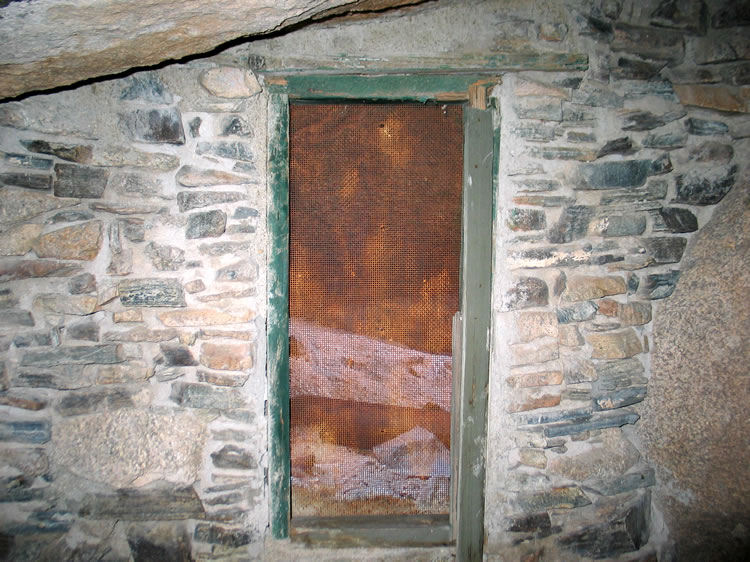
[266,75,497,560]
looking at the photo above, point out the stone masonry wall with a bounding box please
[0,62,269,560]
[0,0,749,560]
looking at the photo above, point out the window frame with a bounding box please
[266,75,497,559]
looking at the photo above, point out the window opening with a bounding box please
[288,103,463,518]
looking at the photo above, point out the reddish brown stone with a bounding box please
[200,342,253,371]
[158,309,254,327]
[598,299,620,317]
[509,389,562,413]
[507,370,564,388]
[33,221,102,261]
[564,275,627,302]
[0,260,81,281]
[674,84,747,113]
[587,328,643,359]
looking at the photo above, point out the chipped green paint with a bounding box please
[456,107,494,562]
[267,93,290,539]
[265,74,499,102]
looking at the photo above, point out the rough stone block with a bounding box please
[158,308,253,327]
[221,115,254,137]
[92,148,179,171]
[200,342,253,371]
[55,386,137,416]
[35,294,98,315]
[513,98,563,121]
[558,324,584,346]
[13,330,53,348]
[612,23,684,63]
[186,210,226,239]
[510,122,557,142]
[79,487,204,520]
[119,108,185,144]
[675,84,746,113]
[512,195,575,207]
[0,224,40,256]
[563,275,626,302]
[559,490,650,558]
[528,146,596,161]
[685,117,730,136]
[196,141,254,162]
[589,214,647,237]
[507,370,564,388]
[54,409,205,487]
[576,160,652,190]
[156,344,197,367]
[68,273,96,295]
[175,165,252,187]
[519,448,547,469]
[216,259,258,282]
[587,328,642,359]
[506,512,552,533]
[557,301,599,324]
[688,141,734,164]
[53,164,108,198]
[548,205,594,243]
[509,389,562,413]
[637,236,687,264]
[596,137,636,159]
[571,86,624,108]
[544,411,640,438]
[507,208,546,231]
[611,57,663,81]
[199,67,261,98]
[517,311,558,342]
[658,207,698,233]
[47,210,95,224]
[2,151,53,170]
[511,339,559,366]
[515,407,592,427]
[194,523,253,547]
[145,242,185,271]
[0,446,49,477]
[584,467,656,496]
[517,485,591,511]
[643,130,688,149]
[21,344,123,368]
[638,270,681,299]
[0,421,51,444]
[120,74,173,103]
[594,386,648,410]
[13,364,91,390]
[21,139,93,164]
[675,165,736,205]
[32,221,102,261]
[126,523,191,562]
[595,357,647,390]
[0,309,35,327]
[0,172,52,190]
[118,279,186,308]
[177,190,246,212]
[170,382,245,409]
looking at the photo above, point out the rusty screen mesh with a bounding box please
[288,103,463,517]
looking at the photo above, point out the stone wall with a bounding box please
[0,62,270,560]
[0,0,748,560]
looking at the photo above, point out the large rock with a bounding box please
[639,180,750,560]
[53,409,206,487]
[0,0,421,99]
[373,426,449,477]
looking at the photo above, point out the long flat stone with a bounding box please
[543,411,640,437]
[21,344,123,367]
[0,420,51,444]
[118,278,186,308]
[79,487,205,520]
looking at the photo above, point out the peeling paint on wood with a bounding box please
[267,93,291,539]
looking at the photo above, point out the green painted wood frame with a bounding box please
[266,76,497,561]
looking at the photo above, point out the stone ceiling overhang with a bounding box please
[0,0,424,101]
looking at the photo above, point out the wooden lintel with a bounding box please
[251,51,588,75]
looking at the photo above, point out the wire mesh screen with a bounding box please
[289,103,463,517]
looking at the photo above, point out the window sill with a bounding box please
[290,514,452,548]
